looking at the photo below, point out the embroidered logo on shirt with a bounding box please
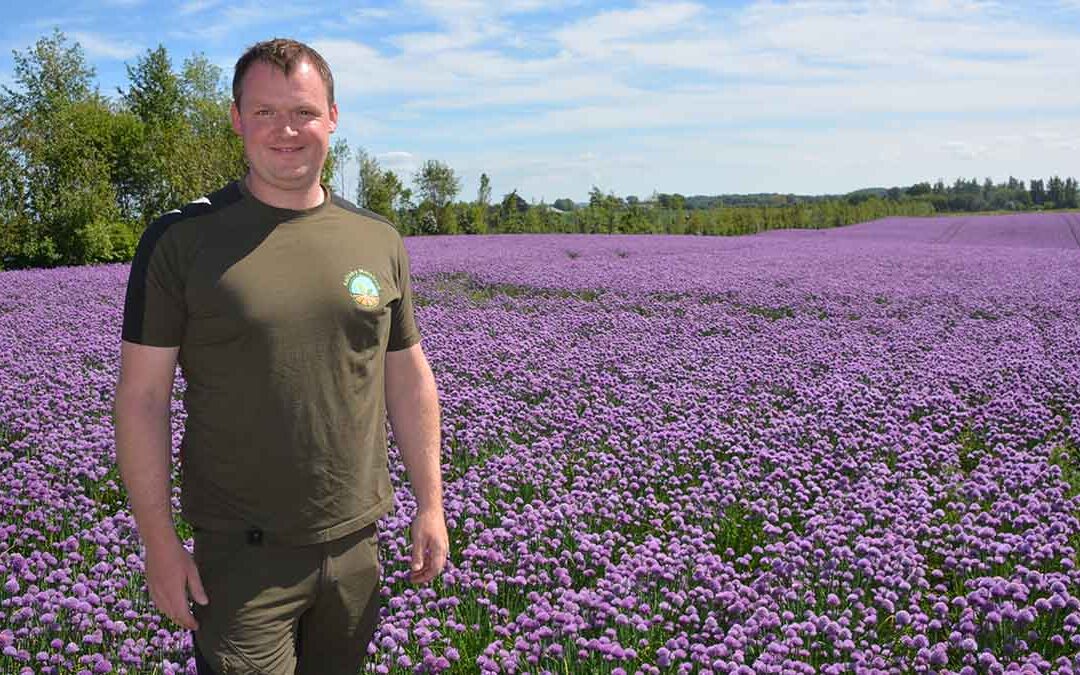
[343,268,382,309]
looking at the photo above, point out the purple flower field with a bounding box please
[2,212,1079,674]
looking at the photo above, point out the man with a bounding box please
[113,38,448,675]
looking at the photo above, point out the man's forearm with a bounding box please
[113,393,178,547]
[386,368,443,514]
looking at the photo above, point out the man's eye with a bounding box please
[299,110,314,117]
[256,110,272,116]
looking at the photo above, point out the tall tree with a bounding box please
[2,28,94,120]
[414,160,461,209]
[119,45,187,222]
[1064,178,1079,209]
[1047,176,1064,207]
[175,53,245,198]
[499,190,528,233]
[413,159,461,234]
[1030,179,1046,206]
[323,137,350,194]
[0,30,131,266]
[121,45,183,125]
[467,172,491,234]
[354,148,402,223]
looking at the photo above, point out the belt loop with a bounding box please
[246,527,264,545]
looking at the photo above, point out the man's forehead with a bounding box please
[240,61,330,104]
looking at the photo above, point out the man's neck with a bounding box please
[244,173,326,210]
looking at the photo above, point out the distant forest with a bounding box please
[1,31,1076,269]
[671,176,1078,213]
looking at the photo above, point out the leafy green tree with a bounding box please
[1047,176,1064,208]
[323,137,350,193]
[3,28,94,119]
[355,148,403,223]
[413,159,460,234]
[498,190,528,233]
[1064,178,1078,209]
[0,30,132,266]
[464,172,491,234]
[175,54,245,200]
[552,198,575,212]
[0,141,29,269]
[1030,179,1046,206]
[122,45,183,125]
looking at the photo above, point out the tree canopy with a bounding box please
[1,30,1077,270]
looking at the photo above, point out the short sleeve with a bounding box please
[387,234,421,352]
[121,215,187,347]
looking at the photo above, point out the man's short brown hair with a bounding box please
[233,38,335,108]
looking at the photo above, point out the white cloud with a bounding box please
[308,0,1080,198]
[177,0,220,15]
[554,2,705,56]
[944,141,990,160]
[378,151,420,174]
[353,7,393,20]
[169,1,321,42]
[70,31,141,60]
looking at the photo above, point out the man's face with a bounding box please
[230,59,338,195]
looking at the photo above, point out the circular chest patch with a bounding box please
[343,268,382,309]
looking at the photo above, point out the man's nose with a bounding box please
[278,114,301,135]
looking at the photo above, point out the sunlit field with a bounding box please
[2,213,1079,674]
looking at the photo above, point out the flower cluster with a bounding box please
[1,213,1078,673]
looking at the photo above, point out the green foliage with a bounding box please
[0,32,245,268]
[908,175,1079,212]
[413,159,461,234]
[463,172,491,234]
[355,147,404,225]
[322,137,350,194]
[4,30,1078,268]
[1049,440,1080,498]
[122,45,183,125]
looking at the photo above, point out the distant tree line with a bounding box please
[904,176,1079,212]
[0,31,1073,270]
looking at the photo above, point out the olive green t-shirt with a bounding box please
[121,179,420,544]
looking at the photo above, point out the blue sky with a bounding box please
[2,0,1079,203]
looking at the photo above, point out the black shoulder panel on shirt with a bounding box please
[122,181,244,344]
[331,193,396,228]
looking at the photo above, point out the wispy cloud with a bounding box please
[554,2,705,57]
[378,150,420,174]
[177,0,220,16]
[70,31,141,60]
[4,0,1076,198]
[168,1,321,42]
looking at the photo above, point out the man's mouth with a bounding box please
[273,147,303,153]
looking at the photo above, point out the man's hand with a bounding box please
[409,509,449,585]
[144,535,208,630]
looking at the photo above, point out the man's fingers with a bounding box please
[409,539,448,584]
[410,534,426,572]
[187,563,209,606]
[164,585,198,630]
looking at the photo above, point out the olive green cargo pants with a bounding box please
[191,522,381,675]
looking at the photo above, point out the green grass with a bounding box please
[414,272,603,307]
[956,425,989,475]
[744,304,795,321]
[1049,439,1080,497]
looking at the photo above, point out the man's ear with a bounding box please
[230,101,243,136]
[328,102,339,134]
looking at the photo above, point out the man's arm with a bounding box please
[384,342,448,584]
[113,340,206,628]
